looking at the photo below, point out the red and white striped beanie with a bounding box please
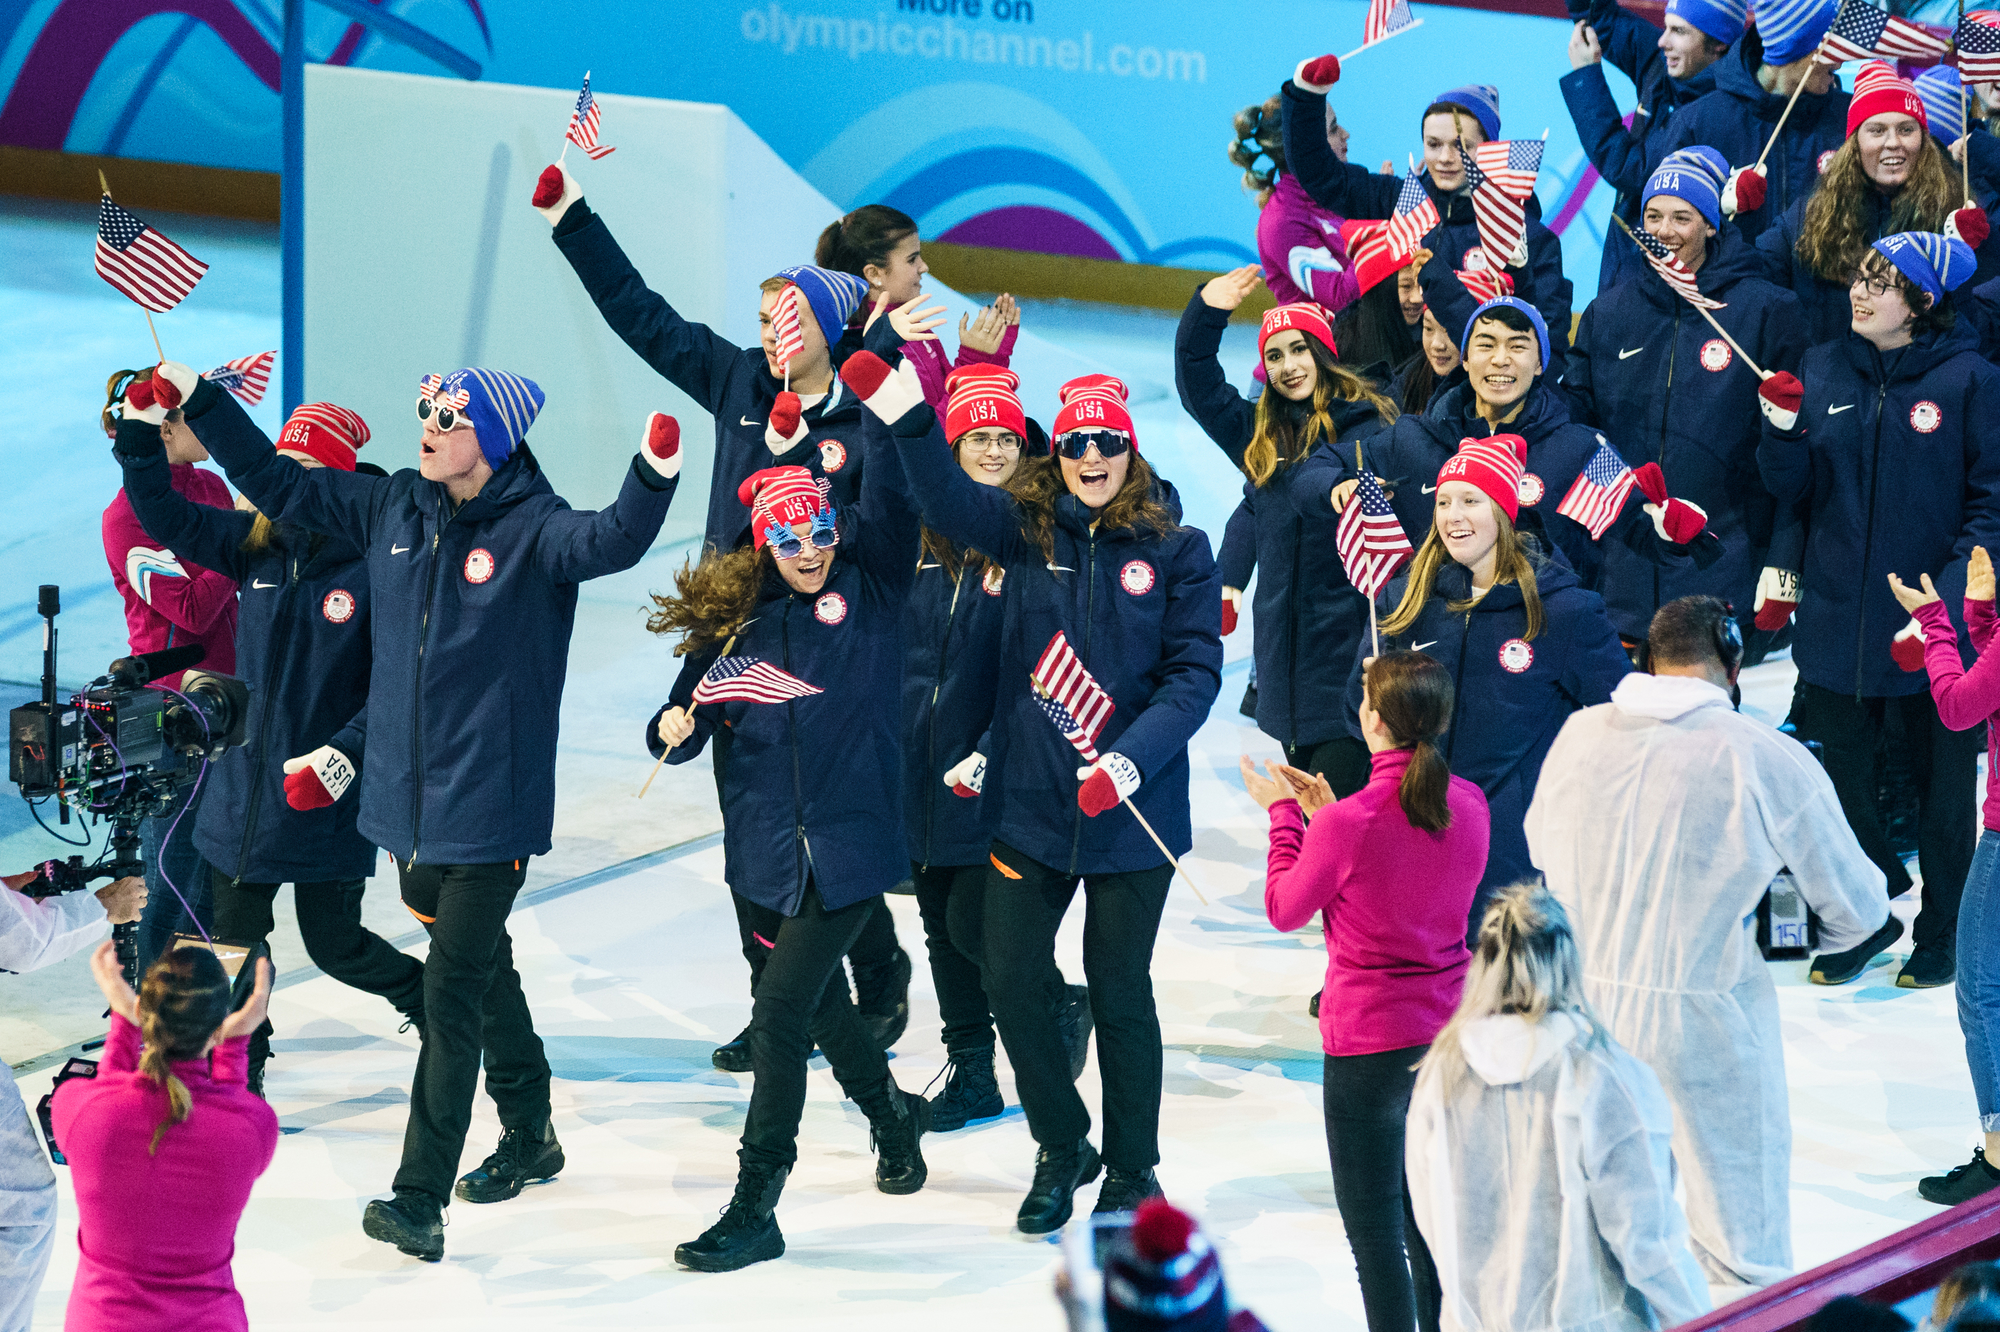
[737,465,830,548]
[1437,433,1529,522]
[277,403,370,471]
[944,365,1026,444]
[1258,301,1338,359]
[1052,374,1135,447]
[1847,62,1926,138]
[1456,267,1515,305]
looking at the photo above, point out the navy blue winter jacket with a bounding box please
[1175,293,1388,747]
[1280,80,1575,383]
[1757,322,2000,697]
[895,422,1222,876]
[1561,0,1721,295]
[551,199,861,554]
[1218,487,1257,590]
[1659,40,1850,251]
[901,544,1007,870]
[116,423,375,884]
[185,376,679,865]
[652,404,921,913]
[1347,558,1631,897]
[1563,226,1806,636]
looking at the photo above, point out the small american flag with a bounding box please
[772,285,806,372]
[1031,632,1114,761]
[564,71,616,160]
[94,195,207,313]
[692,655,823,705]
[1336,468,1415,599]
[203,351,275,405]
[1460,140,1542,266]
[1958,14,2000,80]
[1819,0,1951,63]
[1555,440,1638,540]
[1386,166,1441,256]
[1628,224,1727,311]
[1364,0,1418,45]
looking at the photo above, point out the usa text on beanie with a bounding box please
[737,465,832,549]
[1259,301,1339,359]
[944,366,1026,444]
[1460,295,1551,371]
[1644,146,1730,229]
[419,369,543,470]
[1873,230,1977,307]
[279,403,369,471]
[1438,433,1530,522]
[1847,62,1926,138]
[1053,374,1136,448]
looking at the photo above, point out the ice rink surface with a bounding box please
[5,200,1986,1328]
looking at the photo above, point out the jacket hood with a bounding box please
[1837,319,1982,384]
[1611,671,1732,720]
[1424,379,1573,448]
[1459,1011,1581,1086]
[423,441,555,524]
[1430,550,1580,607]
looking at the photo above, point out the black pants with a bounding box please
[210,868,425,1016]
[733,891,901,996]
[1286,734,1373,801]
[911,861,995,1052]
[392,859,550,1204]
[1791,681,1983,951]
[738,885,892,1170]
[982,840,1172,1170]
[1324,1047,1441,1332]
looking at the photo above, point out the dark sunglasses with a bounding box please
[1054,428,1131,461]
[765,509,840,561]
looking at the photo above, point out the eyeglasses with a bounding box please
[765,509,840,561]
[1054,428,1131,461]
[416,398,471,432]
[960,430,1022,455]
[1850,271,1895,299]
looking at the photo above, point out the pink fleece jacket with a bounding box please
[1257,173,1360,312]
[1915,596,2000,831]
[1264,748,1491,1057]
[52,1013,278,1332]
[904,324,1019,410]
[102,464,240,686]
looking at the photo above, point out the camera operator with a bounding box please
[112,399,425,1096]
[1523,594,1887,1294]
[150,358,682,1263]
[0,870,144,1332]
[103,369,239,972]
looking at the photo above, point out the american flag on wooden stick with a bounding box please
[1459,139,1542,267]
[1818,0,1951,63]
[1364,0,1419,45]
[1386,165,1441,257]
[564,71,616,159]
[95,195,207,313]
[1626,222,1727,311]
[1337,468,1415,599]
[772,285,806,372]
[203,351,275,405]
[1957,13,2000,80]
[1031,632,1114,763]
[1555,439,1638,540]
[692,655,823,705]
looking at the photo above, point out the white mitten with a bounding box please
[1076,753,1141,817]
[532,162,583,225]
[943,752,986,797]
[641,411,681,481]
[283,745,355,810]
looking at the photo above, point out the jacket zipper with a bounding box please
[1288,531,1302,747]
[1446,608,1472,766]
[1068,531,1098,878]
[231,550,300,882]
[783,596,810,912]
[410,509,445,864]
[921,568,966,871]
[1653,306,1682,614]
[1855,369,1890,701]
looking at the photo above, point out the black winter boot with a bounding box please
[362,1188,445,1262]
[928,1045,1004,1131]
[859,1078,932,1194]
[1094,1166,1164,1214]
[675,1161,791,1272]
[454,1117,565,1203]
[246,1020,273,1100]
[853,947,913,1051]
[712,1024,755,1073]
[1017,1138,1101,1235]
[1056,983,1093,1081]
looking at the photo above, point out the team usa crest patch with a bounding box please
[322,589,356,623]
[1517,473,1545,507]
[464,548,495,584]
[1700,339,1732,372]
[1119,560,1156,595]
[814,592,847,624]
[1911,401,1942,433]
[982,566,1005,596]
[819,439,847,471]
[1499,638,1534,673]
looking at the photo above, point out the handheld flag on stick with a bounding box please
[1459,138,1543,266]
[1555,439,1639,540]
[693,655,823,705]
[1336,465,1414,656]
[203,352,275,406]
[1610,215,1766,376]
[94,186,205,358]
[562,70,616,161]
[772,285,806,387]
[1386,163,1442,257]
[1956,12,2000,78]
[1340,0,1423,60]
[1820,0,1952,63]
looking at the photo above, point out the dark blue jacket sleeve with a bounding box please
[1280,80,1402,221]
[182,376,390,552]
[1218,487,1258,588]
[1560,65,1655,202]
[652,651,718,764]
[896,416,1034,567]
[532,458,678,585]
[113,425,256,585]
[1557,590,1636,704]
[1174,294,1255,469]
[1756,416,1814,507]
[1287,437,1356,520]
[327,703,366,768]
[853,404,925,596]
[1107,532,1223,783]
[1561,298,1603,426]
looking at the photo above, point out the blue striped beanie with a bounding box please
[424,368,545,469]
[1667,0,1748,44]
[1873,231,1977,307]
[1754,0,1839,65]
[1433,85,1501,142]
[1644,146,1730,228]
[1915,65,1966,146]
[771,265,871,342]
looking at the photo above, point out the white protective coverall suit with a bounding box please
[1407,1011,1710,1332]
[1524,672,1887,1288]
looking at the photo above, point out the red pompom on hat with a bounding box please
[1847,61,1927,138]
[738,464,830,548]
[944,365,1026,444]
[276,403,370,472]
[1437,433,1529,522]
[1258,300,1339,360]
[1103,1198,1229,1332]
[1052,374,1135,447]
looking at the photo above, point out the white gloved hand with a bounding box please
[282,745,354,810]
[640,411,682,481]
[152,360,199,408]
[532,161,583,225]
[1506,236,1530,269]
[942,752,986,797]
[1753,567,1801,631]
[1076,753,1141,817]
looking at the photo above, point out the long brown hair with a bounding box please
[102,368,151,437]
[1364,651,1456,832]
[1380,500,1546,640]
[646,545,775,656]
[920,433,998,578]
[1004,452,1181,565]
[1796,134,1958,283]
[1244,338,1398,488]
[1229,94,1287,207]
[136,947,232,1155]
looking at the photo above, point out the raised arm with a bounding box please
[101,466,240,642]
[1174,288,1257,468]
[846,377,925,597]
[533,414,682,585]
[113,420,255,585]
[1280,73,1402,221]
[1559,63,1661,206]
